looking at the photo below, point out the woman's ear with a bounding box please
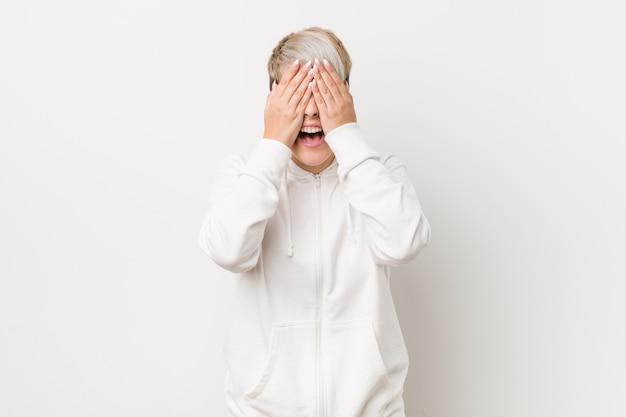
[345,80,350,91]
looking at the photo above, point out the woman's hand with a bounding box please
[263,60,314,147]
[310,58,357,134]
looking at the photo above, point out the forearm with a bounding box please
[199,139,291,272]
[326,123,431,265]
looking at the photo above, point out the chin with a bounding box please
[291,147,335,172]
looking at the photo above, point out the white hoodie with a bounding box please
[199,123,430,417]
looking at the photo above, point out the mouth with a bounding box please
[297,126,325,148]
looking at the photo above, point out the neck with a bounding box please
[291,154,335,174]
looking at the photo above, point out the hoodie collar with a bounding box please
[282,157,339,257]
[286,157,338,179]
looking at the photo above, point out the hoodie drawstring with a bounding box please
[283,165,355,257]
[283,170,294,257]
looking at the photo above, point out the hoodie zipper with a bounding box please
[313,172,326,417]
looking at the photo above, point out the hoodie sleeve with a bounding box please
[325,123,431,266]
[198,139,292,273]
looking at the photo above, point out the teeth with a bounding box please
[300,126,323,134]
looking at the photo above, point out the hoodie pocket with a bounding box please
[324,321,394,417]
[242,322,317,417]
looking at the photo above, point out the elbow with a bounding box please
[213,255,258,274]
[408,213,431,259]
[198,230,259,274]
[373,212,431,265]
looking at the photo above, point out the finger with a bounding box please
[311,61,333,106]
[267,81,277,100]
[285,60,313,101]
[322,59,347,88]
[288,64,314,107]
[296,80,314,113]
[313,58,344,104]
[309,79,327,113]
[274,60,301,96]
[323,59,351,100]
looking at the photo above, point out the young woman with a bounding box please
[199,26,431,417]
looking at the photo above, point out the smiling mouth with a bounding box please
[298,126,325,145]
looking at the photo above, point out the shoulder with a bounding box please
[221,151,250,167]
[213,151,250,178]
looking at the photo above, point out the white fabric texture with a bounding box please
[199,123,431,417]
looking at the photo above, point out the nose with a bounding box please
[304,96,318,117]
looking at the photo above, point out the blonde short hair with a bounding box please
[267,27,352,90]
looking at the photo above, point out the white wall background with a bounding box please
[1,0,625,416]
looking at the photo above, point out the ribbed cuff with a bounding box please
[243,138,292,189]
[325,123,379,174]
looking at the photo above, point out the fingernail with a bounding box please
[314,57,320,65]
[323,59,330,66]
[305,60,312,68]
[292,59,299,67]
